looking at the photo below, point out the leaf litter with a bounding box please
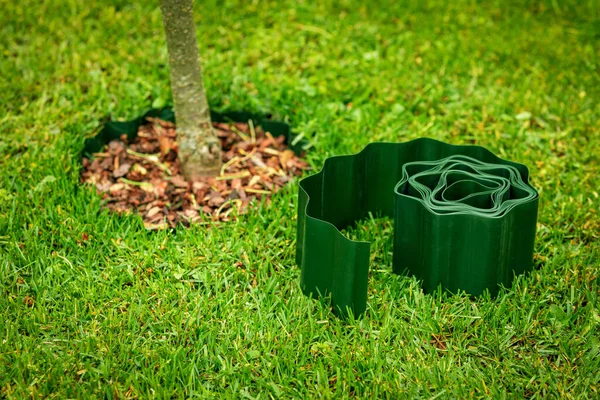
[81,118,310,229]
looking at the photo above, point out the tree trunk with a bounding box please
[160,0,221,179]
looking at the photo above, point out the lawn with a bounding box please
[1,0,599,397]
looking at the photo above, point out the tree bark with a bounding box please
[160,0,221,179]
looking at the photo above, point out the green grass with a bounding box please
[1,0,599,397]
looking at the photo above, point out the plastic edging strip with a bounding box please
[83,108,302,157]
[296,138,539,317]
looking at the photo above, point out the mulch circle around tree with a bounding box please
[81,118,310,229]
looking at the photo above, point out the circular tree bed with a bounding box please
[81,117,310,229]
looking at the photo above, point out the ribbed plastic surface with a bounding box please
[297,139,539,317]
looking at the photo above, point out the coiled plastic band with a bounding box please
[296,139,539,317]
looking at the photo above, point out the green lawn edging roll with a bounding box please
[296,138,539,317]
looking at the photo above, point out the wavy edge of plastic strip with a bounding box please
[296,138,539,317]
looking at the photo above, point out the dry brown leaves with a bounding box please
[81,118,310,229]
